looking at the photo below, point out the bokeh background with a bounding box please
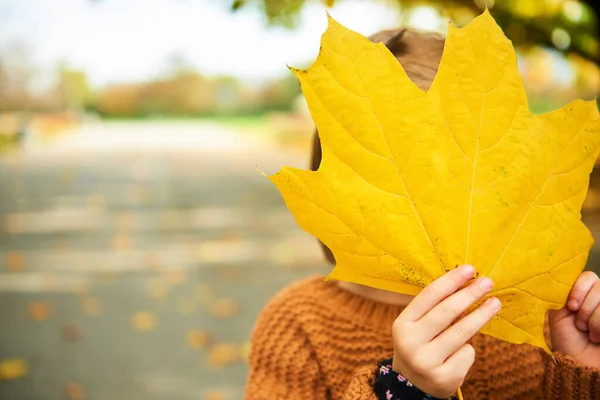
[0,0,598,399]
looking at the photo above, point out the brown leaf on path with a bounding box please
[64,382,86,400]
[0,359,28,380]
[7,251,24,272]
[186,330,212,349]
[210,298,239,319]
[62,323,83,342]
[28,302,53,321]
[131,311,156,332]
[81,297,102,316]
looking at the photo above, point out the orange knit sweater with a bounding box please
[245,276,600,400]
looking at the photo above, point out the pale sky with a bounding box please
[0,0,416,87]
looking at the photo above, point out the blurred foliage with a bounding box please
[88,72,301,119]
[0,43,302,118]
[232,0,600,64]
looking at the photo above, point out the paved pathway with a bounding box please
[0,121,327,400]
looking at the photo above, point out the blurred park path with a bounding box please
[0,121,328,400]
[2,120,600,400]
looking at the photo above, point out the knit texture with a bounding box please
[245,276,600,400]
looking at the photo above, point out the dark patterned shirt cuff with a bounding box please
[373,358,457,400]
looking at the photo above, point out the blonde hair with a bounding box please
[310,27,446,264]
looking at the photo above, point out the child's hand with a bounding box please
[392,265,500,398]
[548,271,600,368]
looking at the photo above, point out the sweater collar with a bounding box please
[315,276,406,332]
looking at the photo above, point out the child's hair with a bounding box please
[309,27,446,264]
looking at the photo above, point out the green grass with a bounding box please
[209,115,268,132]
[102,114,272,137]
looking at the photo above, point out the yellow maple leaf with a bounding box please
[270,10,600,351]
[0,358,28,381]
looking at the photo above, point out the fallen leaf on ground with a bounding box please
[202,391,226,400]
[6,251,24,272]
[62,323,83,342]
[0,359,28,380]
[131,311,156,332]
[206,343,241,368]
[271,10,600,352]
[187,330,212,349]
[210,298,239,319]
[28,302,53,321]
[64,382,85,400]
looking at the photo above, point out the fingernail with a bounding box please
[576,320,589,332]
[568,300,579,311]
[488,297,501,310]
[479,277,493,291]
[463,265,475,277]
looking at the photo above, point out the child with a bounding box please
[245,27,600,400]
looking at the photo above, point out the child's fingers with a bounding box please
[576,280,600,332]
[568,271,598,312]
[418,277,493,340]
[403,265,476,322]
[430,297,501,362]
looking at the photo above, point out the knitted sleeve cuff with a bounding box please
[373,358,457,400]
[544,351,600,400]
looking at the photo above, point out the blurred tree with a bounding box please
[260,74,303,111]
[231,0,600,64]
[58,66,92,112]
[95,84,141,117]
[0,41,37,111]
